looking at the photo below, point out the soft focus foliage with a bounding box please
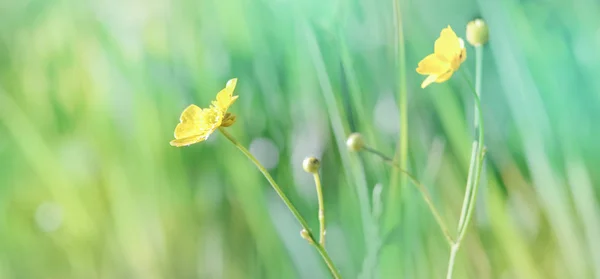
[1,0,600,278]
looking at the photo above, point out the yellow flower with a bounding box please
[170,78,239,147]
[416,26,467,88]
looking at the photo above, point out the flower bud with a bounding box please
[300,229,314,244]
[346,133,365,152]
[302,157,320,174]
[466,19,489,47]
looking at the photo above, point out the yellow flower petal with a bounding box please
[435,70,454,83]
[179,104,203,122]
[421,70,455,88]
[170,136,207,147]
[174,105,210,139]
[226,78,237,89]
[421,74,439,88]
[434,26,462,62]
[172,105,217,143]
[174,122,208,139]
[214,78,238,112]
[416,54,451,75]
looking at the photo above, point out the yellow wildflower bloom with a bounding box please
[170,78,238,147]
[416,26,467,88]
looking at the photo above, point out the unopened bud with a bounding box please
[300,229,314,244]
[466,19,489,47]
[346,133,365,152]
[302,157,320,174]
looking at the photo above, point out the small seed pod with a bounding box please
[466,19,489,47]
[302,157,320,174]
[346,133,365,152]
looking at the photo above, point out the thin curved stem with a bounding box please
[313,172,326,246]
[219,128,342,279]
[446,46,486,279]
[457,49,486,240]
[456,143,478,231]
[363,146,454,246]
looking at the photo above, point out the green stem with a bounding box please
[458,48,485,239]
[446,244,459,279]
[446,46,485,279]
[456,143,478,233]
[474,45,483,130]
[219,128,342,279]
[313,172,326,246]
[364,146,454,246]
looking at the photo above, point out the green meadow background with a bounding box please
[1,0,600,278]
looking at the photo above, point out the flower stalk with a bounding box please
[219,128,341,279]
[313,172,326,246]
[303,156,327,247]
[445,45,486,279]
[362,145,454,246]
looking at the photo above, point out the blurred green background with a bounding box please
[1,0,600,278]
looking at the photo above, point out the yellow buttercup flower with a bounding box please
[170,78,239,147]
[416,26,467,88]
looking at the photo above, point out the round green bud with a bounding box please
[466,19,489,47]
[346,133,365,152]
[302,157,320,174]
